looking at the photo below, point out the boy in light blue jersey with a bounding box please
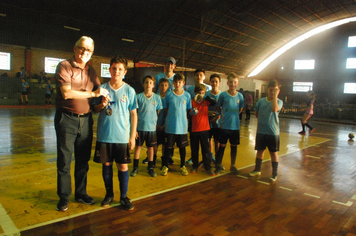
[206,74,222,164]
[154,57,176,94]
[131,75,163,178]
[249,80,283,182]
[186,69,212,99]
[215,72,244,175]
[161,73,192,176]
[93,55,138,210]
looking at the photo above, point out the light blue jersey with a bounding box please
[186,83,212,99]
[217,91,244,130]
[206,90,222,129]
[157,94,166,126]
[155,72,175,94]
[164,90,192,134]
[137,93,163,132]
[95,83,138,143]
[255,97,283,135]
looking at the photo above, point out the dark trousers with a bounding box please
[246,109,251,120]
[190,130,212,170]
[55,110,93,202]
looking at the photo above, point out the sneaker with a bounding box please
[230,166,240,175]
[101,195,114,208]
[309,128,316,134]
[249,170,261,177]
[130,167,138,177]
[180,166,188,176]
[142,157,148,164]
[56,200,68,212]
[270,175,278,182]
[75,195,95,205]
[120,196,134,211]
[148,168,157,177]
[298,131,306,135]
[186,158,193,164]
[198,161,204,169]
[190,167,197,174]
[161,166,169,176]
[215,165,224,175]
[206,169,216,176]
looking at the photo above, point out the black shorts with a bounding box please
[209,128,220,140]
[219,129,240,145]
[136,131,157,147]
[157,131,166,145]
[45,94,51,99]
[255,133,280,152]
[165,134,189,148]
[94,142,132,164]
[21,91,28,95]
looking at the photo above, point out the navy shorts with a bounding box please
[219,129,240,145]
[209,128,220,140]
[136,131,157,147]
[156,131,166,145]
[94,142,132,164]
[255,133,280,152]
[165,134,189,148]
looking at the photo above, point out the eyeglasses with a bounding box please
[76,46,93,54]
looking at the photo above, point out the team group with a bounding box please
[54,36,283,212]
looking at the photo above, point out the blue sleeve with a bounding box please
[239,93,244,109]
[157,95,163,110]
[128,88,138,111]
[217,93,223,107]
[163,93,169,109]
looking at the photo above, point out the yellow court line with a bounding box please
[0,203,20,236]
[306,155,321,159]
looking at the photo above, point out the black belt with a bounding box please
[62,110,91,118]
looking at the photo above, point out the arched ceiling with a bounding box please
[1,0,356,77]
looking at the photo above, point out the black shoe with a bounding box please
[75,195,95,205]
[142,157,148,164]
[101,195,114,208]
[120,196,134,210]
[56,200,68,212]
[148,168,157,177]
[130,167,139,177]
[214,165,224,175]
[230,166,240,175]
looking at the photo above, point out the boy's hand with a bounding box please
[194,94,204,103]
[129,137,135,151]
[101,95,110,107]
[208,111,216,117]
[273,88,280,99]
[135,132,139,139]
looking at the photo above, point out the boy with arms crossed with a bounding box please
[131,75,162,177]
[93,56,138,210]
[215,72,244,175]
[161,73,192,176]
[249,80,283,182]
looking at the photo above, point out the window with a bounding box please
[293,82,313,92]
[348,36,356,47]
[344,83,356,94]
[294,60,315,70]
[45,57,65,73]
[101,63,111,78]
[0,52,11,70]
[346,58,356,69]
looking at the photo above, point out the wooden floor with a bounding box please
[1,106,356,236]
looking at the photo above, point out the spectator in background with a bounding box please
[45,79,53,106]
[21,78,29,105]
[39,70,47,84]
[245,90,253,120]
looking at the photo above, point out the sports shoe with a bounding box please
[142,157,148,164]
[101,195,114,208]
[198,161,204,169]
[309,128,316,134]
[161,166,169,176]
[75,195,95,205]
[249,170,261,177]
[215,164,224,175]
[270,175,278,182]
[190,167,197,174]
[206,169,216,176]
[180,166,188,176]
[56,200,68,212]
[130,167,138,177]
[148,168,157,177]
[298,131,306,135]
[230,166,240,175]
[120,196,134,211]
[186,158,193,164]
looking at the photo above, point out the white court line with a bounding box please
[306,155,321,159]
[332,200,353,207]
[279,186,293,191]
[0,203,20,236]
[257,180,270,185]
[303,193,320,198]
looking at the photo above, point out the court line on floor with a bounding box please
[0,203,20,236]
